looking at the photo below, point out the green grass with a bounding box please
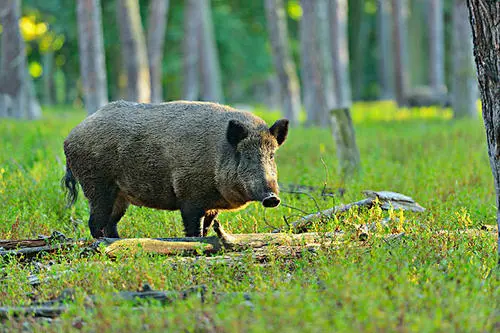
[0,102,498,332]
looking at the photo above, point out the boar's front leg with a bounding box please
[180,205,205,237]
[202,211,218,237]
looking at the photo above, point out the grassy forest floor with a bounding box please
[0,102,498,332]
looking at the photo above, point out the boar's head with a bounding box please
[226,118,289,208]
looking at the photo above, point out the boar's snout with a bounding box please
[262,194,281,208]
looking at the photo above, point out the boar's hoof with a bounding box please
[262,195,281,208]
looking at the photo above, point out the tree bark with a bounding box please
[147,0,169,103]
[376,0,394,100]
[0,0,41,119]
[428,0,446,93]
[300,0,328,126]
[452,0,478,118]
[330,108,361,179]
[329,0,352,109]
[197,0,224,103]
[466,0,500,260]
[264,0,301,125]
[392,0,409,107]
[182,0,200,101]
[117,0,151,103]
[76,0,108,114]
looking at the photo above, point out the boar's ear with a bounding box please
[227,119,249,147]
[269,119,289,146]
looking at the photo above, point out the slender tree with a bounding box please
[0,0,41,119]
[316,0,337,111]
[376,0,394,99]
[76,0,108,115]
[408,0,427,87]
[147,0,169,103]
[183,0,200,101]
[198,0,224,103]
[428,0,445,93]
[117,0,151,103]
[264,0,301,125]
[392,0,409,107]
[328,0,361,179]
[451,0,477,118]
[300,0,328,126]
[466,0,500,261]
[329,0,352,109]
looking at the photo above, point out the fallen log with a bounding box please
[273,190,425,233]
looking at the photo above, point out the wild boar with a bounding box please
[63,100,289,238]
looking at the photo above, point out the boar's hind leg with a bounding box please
[202,211,218,237]
[87,184,119,238]
[180,205,205,237]
[104,194,129,238]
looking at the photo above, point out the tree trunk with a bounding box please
[330,108,361,180]
[316,0,337,110]
[300,0,328,126]
[0,0,41,119]
[182,0,200,101]
[428,0,445,93]
[197,0,224,103]
[328,0,361,179]
[408,0,427,87]
[376,0,394,100]
[452,0,477,118]
[147,0,169,103]
[117,0,151,103]
[264,0,301,125]
[329,0,352,109]
[76,0,108,115]
[466,0,500,261]
[392,0,409,107]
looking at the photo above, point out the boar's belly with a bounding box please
[117,183,179,211]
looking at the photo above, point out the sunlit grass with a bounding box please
[0,102,498,331]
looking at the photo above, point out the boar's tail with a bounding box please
[62,162,79,207]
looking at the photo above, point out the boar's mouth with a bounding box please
[261,193,281,208]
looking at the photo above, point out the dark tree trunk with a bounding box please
[376,0,394,100]
[117,0,151,103]
[392,0,409,107]
[147,0,169,103]
[466,0,500,260]
[182,0,200,101]
[0,0,41,119]
[452,0,477,118]
[300,0,328,126]
[76,0,108,114]
[197,0,224,103]
[264,0,301,125]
